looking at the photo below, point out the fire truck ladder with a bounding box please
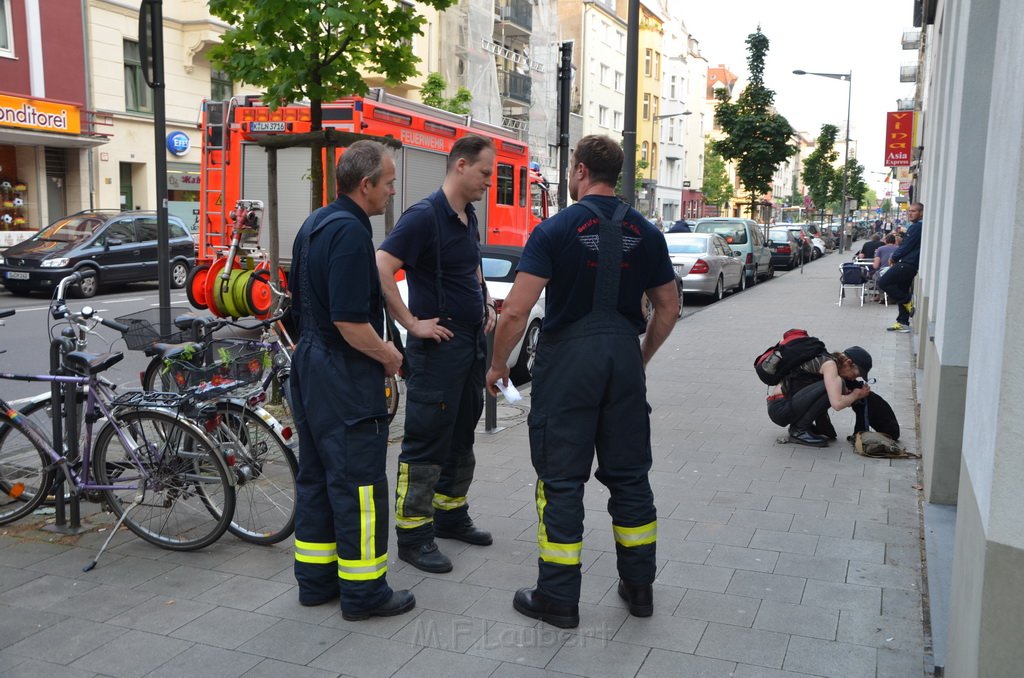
[202,100,229,258]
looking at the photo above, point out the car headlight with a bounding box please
[41,258,70,268]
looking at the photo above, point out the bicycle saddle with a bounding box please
[64,351,124,376]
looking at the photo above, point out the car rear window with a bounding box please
[667,240,708,254]
[482,256,515,282]
[695,223,748,245]
[769,230,792,242]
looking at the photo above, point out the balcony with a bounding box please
[900,64,918,82]
[499,69,531,106]
[494,0,532,37]
[902,30,921,50]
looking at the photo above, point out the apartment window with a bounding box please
[496,163,514,205]
[123,40,152,113]
[670,75,677,99]
[600,64,611,87]
[616,31,625,52]
[641,141,648,163]
[644,49,652,76]
[614,71,624,93]
[650,144,657,171]
[668,119,675,143]
[613,110,623,130]
[652,96,659,119]
[599,105,609,127]
[1,0,14,57]
[642,94,650,120]
[655,52,661,80]
[211,68,233,101]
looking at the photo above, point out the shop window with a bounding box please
[0,0,14,57]
[496,163,514,206]
[124,40,152,113]
[211,68,233,101]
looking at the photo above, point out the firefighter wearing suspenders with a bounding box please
[487,135,680,628]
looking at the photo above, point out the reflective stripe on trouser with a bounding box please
[527,315,658,604]
[396,327,485,546]
[291,339,393,613]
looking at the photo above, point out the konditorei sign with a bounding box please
[0,94,82,135]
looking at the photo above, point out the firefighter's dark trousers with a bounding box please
[395,322,485,547]
[291,339,392,614]
[526,317,657,605]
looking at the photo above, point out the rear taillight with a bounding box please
[778,245,791,254]
[690,259,710,274]
[492,299,504,314]
[745,253,753,264]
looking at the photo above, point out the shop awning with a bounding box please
[0,126,109,148]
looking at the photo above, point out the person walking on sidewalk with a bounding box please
[878,202,923,332]
[486,135,679,628]
[289,141,415,621]
[766,346,873,447]
[376,135,498,574]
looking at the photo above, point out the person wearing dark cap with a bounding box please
[766,346,873,447]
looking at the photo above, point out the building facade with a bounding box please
[0,0,109,244]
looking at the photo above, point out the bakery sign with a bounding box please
[0,94,82,135]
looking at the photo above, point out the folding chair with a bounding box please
[839,262,867,306]
[869,266,890,306]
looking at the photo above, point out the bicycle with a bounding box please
[0,275,236,566]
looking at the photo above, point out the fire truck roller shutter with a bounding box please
[245,144,313,268]
[369,147,404,246]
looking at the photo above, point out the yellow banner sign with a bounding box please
[0,94,81,135]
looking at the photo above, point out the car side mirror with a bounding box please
[105,237,123,249]
[766,240,774,246]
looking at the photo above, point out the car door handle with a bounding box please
[132,249,140,255]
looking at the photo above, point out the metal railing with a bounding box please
[499,70,531,105]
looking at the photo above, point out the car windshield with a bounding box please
[36,215,109,243]
[666,239,708,254]
[695,223,748,245]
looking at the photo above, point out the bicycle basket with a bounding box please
[163,340,269,391]
[114,307,192,351]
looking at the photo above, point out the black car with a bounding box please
[767,228,802,270]
[0,211,194,298]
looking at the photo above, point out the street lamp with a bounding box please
[649,110,692,218]
[793,69,853,253]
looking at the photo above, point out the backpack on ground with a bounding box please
[754,329,827,385]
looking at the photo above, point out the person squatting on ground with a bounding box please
[376,134,498,574]
[289,141,414,621]
[766,346,873,448]
[486,134,679,628]
[878,202,923,333]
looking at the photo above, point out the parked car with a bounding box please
[782,224,816,261]
[0,211,195,298]
[767,227,802,270]
[666,232,745,300]
[396,244,543,385]
[692,217,773,284]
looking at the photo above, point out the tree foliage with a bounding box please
[420,73,472,115]
[701,140,733,207]
[208,0,456,208]
[801,124,839,212]
[712,28,796,219]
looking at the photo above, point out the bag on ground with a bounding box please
[854,431,919,459]
[754,329,827,385]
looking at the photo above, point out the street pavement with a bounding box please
[0,253,928,678]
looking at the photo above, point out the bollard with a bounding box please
[484,331,504,434]
[42,334,87,535]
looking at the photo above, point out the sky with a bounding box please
[677,0,916,197]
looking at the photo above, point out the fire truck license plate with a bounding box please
[250,122,286,132]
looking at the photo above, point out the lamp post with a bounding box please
[650,110,692,219]
[793,69,853,253]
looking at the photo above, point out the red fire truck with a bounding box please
[191,89,551,316]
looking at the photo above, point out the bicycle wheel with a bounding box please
[0,408,55,525]
[142,355,183,393]
[93,409,235,550]
[210,402,296,544]
[1,392,85,505]
[385,374,400,424]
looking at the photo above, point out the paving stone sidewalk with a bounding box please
[0,253,929,678]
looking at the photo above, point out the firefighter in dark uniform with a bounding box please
[487,135,680,628]
[376,135,498,574]
[290,140,415,621]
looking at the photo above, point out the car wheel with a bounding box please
[749,266,758,286]
[814,246,823,259]
[510,320,541,385]
[170,261,189,289]
[714,276,724,301]
[766,263,775,279]
[677,280,685,318]
[738,270,747,292]
[74,270,99,298]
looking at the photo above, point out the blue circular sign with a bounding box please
[166,131,191,156]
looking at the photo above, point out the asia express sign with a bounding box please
[0,94,81,135]
[884,111,917,167]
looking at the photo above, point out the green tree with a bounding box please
[616,159,649,199]
[701,141,734,207]
[881,197,893,214]
[420,72,472,115]
[209,0,456,209]
[712,28,796,220]
[801,124,839,215]
[862,186,877,211]
[829,157,866,211]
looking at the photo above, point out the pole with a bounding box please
[839,74,852,253]
[557,41,572,210]
[621,0,640,206]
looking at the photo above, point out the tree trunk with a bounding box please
[310,99,324,212]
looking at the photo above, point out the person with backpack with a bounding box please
[766,346,873,447]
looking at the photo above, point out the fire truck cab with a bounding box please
[197,89,551,271]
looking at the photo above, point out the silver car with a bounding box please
[666,233,745,300]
